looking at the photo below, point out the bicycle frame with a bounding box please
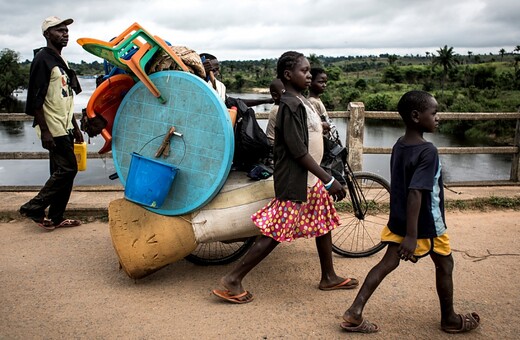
[344,160,368,220]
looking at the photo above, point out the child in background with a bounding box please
[265,78,285,146]
[340,90,480,334]
[308,67,331,133]
[200,52,274,107]
[212,51,358,304]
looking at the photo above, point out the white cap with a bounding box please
[41,16,73,33]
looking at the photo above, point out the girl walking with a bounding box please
[212,51,358,304]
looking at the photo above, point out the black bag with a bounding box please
[247,163,273,181]
[80,108,107,139]
[321,136,347,185]
[225,97,271,171]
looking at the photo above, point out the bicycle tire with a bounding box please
[184,237,256,266]
[332,171,390,257]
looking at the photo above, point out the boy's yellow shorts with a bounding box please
[381,226,451,258]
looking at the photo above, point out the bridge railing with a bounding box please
[2,105,520,184]
[259,103,520,184]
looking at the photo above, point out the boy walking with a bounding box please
[341,90,480,334]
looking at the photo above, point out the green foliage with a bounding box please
[354,78,367,90]
[445,196,520,211]
[325,66,342,81]
[70,60,104,76]
[0,49,25,105]
[365,93,390,111]
[5,46,520,143]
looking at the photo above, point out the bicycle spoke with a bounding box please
[332,172,390,257]
[185,237,255,265]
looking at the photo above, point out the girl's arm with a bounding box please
[399,189,421,260]
[296,153,346,201]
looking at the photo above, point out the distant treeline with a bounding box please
[3,47,520,143]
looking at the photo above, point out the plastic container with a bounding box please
[228,106,237,127]
[124,152,178,208]
[74,142,87,171]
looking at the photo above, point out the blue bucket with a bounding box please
[124,152,178,208]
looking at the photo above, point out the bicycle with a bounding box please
[320,121,390,258]
[184,123,390,265]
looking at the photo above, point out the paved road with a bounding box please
[1,210,519,339]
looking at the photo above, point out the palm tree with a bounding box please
[499,48,506,61]
[433,45,457,95]
[467,51,473,64]
[514,45,520,53]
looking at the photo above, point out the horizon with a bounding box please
[13,45,519,64]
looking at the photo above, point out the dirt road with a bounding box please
[1,210,519,339]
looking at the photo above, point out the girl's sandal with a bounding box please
[54,219,82,228]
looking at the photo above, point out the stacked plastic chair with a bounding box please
[78,22,189,103]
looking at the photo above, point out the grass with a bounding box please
[445,196,520,211]
[335,196,520,213]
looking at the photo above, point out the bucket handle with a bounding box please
[136,128,186,165]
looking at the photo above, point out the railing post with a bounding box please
[511,118,520,182]
[347,102,365,172]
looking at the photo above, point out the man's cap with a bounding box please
[41,16,73,33]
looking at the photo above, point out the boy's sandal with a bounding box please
[442,312,480,333]
[54,219,82,228]
[340,319,379,333]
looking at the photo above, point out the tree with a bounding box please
[0,48,25,104]
[433,45,457,95]
[467,51,473,64]
[307,53,322,67]
[387,54,398,66]
[499,48,506,60]
[514,45,520,54]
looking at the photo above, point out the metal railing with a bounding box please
[3,105,520,184]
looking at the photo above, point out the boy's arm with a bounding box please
[398,189,421,261]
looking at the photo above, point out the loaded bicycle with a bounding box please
[185,122,390,265]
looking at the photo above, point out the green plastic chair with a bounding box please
[78,22,189,103]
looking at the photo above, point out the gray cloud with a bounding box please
[1,0,518,63]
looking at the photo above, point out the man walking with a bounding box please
[20,16,83,230]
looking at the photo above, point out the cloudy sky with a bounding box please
[1,0,519,63]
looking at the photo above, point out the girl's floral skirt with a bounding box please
[251,181,340,242]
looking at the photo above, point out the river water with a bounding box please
[1,78,512,186]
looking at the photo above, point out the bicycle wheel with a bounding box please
[184,237,255,265]
[332,172,390,257]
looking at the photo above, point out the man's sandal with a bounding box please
[37,218,55,231]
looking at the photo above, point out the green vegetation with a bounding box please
[2,45,520,143]
[334,196,520,213]
[0,49,28,108]
[218,47,520,144]
[444,196,520,211]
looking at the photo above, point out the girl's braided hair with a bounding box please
[276,51,305,80]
